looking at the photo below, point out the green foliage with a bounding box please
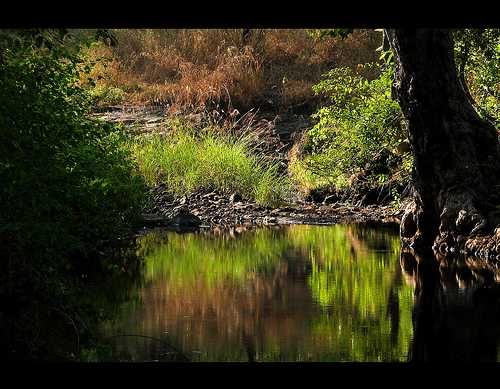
[0,32,145,358]
[0,39,144,260]
[130,129,291,207]
[454,29,500,126]
[295,63,407,189]
[288,148,333,192]
[90,85,125,105]
[291,30,498,196]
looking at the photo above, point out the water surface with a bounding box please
[101,224,420,361]
[99,223,500,362]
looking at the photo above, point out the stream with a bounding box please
[97,223,500,362]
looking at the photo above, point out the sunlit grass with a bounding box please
[129,129,291,207]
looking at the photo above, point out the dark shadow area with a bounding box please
[402,248,500,362]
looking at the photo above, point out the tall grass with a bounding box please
[129,129,291,207]
[81,29,380,111]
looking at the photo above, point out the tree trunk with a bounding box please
[456,39,477,109]
[242,29,251,46]
[386,29,500,257]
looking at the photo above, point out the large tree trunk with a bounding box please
[386,29,500,258]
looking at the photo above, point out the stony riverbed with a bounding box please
[141,183,401,232]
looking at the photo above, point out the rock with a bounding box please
[172,208,202,228]
[278,206,297,213]
[172,205,185,212]
[202,192,217,199]
[146,117,162,124]
[141,213,172,227]
[229,193,243,203]
[401,212,417,238]
[263,216,277,225]
[323,195,338,205]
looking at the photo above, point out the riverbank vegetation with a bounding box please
[0,30,145,359]
[82,29,380,113]
[1,28,498,360]
[130,128,291,207]
[83,28,498,205]
[289,61,412,198]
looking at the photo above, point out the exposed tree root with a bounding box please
[464,231,500,261]
[400,191,500,261]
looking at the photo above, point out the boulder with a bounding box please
[172,208,202,228]
[229,192,243,203]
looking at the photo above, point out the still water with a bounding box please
[100,224,500,362]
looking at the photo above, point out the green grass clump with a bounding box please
[130,130,291,207]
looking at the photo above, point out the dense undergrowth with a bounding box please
[289,60,412,203]
[80,29,380,113]
[289,29,498,201]
[0,31,145,359]
[79,28,497,205]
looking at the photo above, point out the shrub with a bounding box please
[291,62,410,191]
[454,29,500,127]
[90,85,125,105]
[0,31,145,358]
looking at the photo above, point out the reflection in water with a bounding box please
[99,224,500,362]
[402,249,500,362]
[101,224,416,361]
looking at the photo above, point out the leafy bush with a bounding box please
[90,85,125,105]
[130,129,291,207]
[290,31,496,196]
[454,29,500,127]
[291,62,410,192]
[0,32,145,358]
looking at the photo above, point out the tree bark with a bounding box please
[242,29,251,46]
[386,29,500,257]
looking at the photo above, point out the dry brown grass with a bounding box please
[84,29,381,113]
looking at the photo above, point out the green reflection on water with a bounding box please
[103,224,415,362]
